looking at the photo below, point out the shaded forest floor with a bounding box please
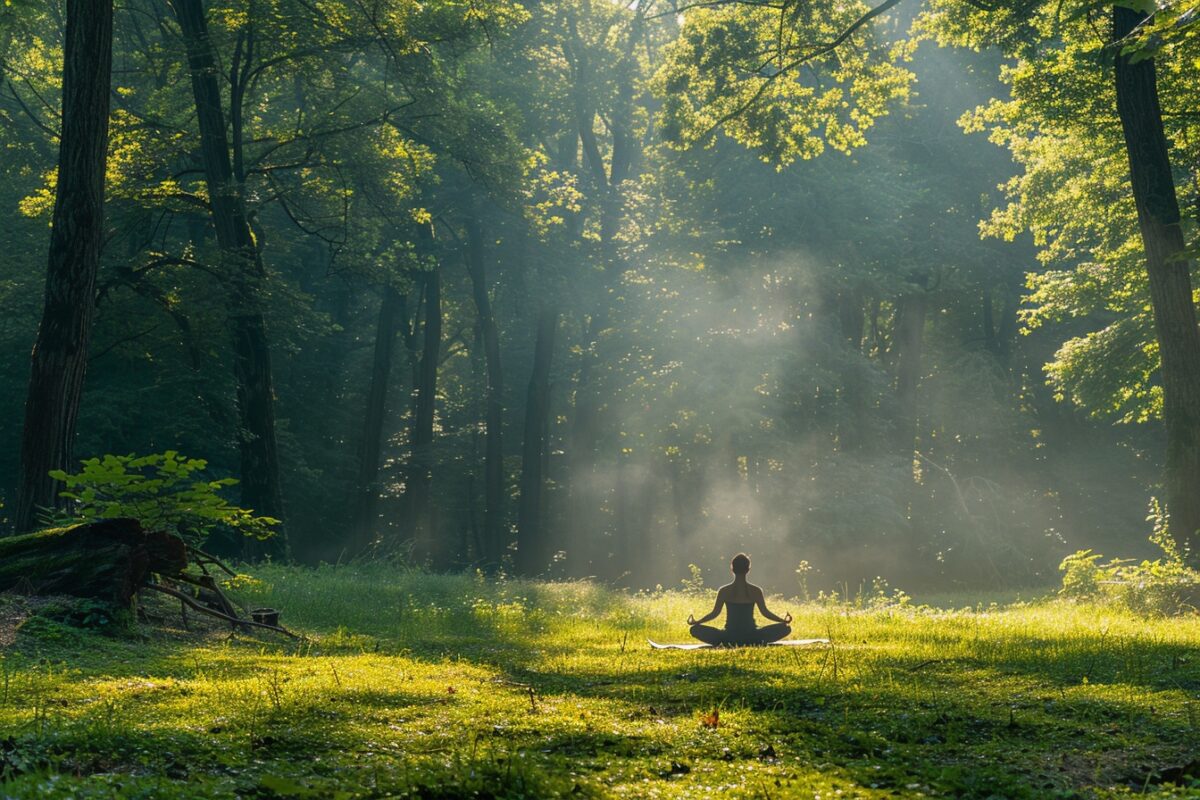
[1,567,1198,798]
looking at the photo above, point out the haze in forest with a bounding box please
[0,0,1196,595]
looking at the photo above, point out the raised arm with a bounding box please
[688,588,726,625]
[754,586,791,624]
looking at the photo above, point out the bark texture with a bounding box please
[0,519,187,605]
[516,309,558,575]
[14,0,114,532]
[407,267,441,562]
[465,217,505,567]
[1114,6,1200,558]
[172,0,286,557]
[354,286,404,552]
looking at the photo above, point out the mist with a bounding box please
[0,0,1180,599]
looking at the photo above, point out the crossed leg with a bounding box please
[689,623,792,646]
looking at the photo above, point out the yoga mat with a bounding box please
[648,638,830,650]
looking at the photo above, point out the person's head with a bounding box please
[730,553,751,576]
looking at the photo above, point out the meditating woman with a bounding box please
[687,553,792,645]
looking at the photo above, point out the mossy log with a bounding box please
[0,518,187,604]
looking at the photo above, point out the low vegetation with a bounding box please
[2,568,1198,798]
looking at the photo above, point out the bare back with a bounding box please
[718,581,763,605]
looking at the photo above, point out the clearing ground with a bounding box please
[0,567,1198,798]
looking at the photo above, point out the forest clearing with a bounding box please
[1,568,1198,799]
[3,0,1200,795]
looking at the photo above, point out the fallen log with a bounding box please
[0,518,187,604]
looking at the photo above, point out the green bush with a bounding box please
[1059,550,1200,615]
[35,599,128,632]
[47,452,277,549]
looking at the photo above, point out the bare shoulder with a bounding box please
[748,583,766,599]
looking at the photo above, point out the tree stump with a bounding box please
[0,518,187,604]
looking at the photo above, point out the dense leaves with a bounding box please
[0,0,1195,581]
[47,452,277,548]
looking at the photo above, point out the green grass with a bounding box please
[1,566,1199,798]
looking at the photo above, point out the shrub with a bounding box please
[1059,538,1200,615]
[34,598,127,631]
[680,563,705,595]
[47,451,277,549]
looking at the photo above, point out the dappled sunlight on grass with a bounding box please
[1,568,1198,798]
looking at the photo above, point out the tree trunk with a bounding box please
[464,216,505,568]
[354,286,403,553]
[172,0,286,558]
[836,288,867,451]
[566,315,605,573]
[996,280,1020,362]
[407,266,441,563]
[838,289,865,351]
[14,0,113,532]
[1114,6,1200,559]
[516,308,558,576]
[982,287,997,354]
[614,450,636,584]
[0,519,187,604]
[893,292,926,455]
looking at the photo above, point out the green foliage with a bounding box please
[47,452,277,548]
[32,598,127,632]
[654,0,913,163]
[12,598,129,647]
[919,0,1200,426]
[1059,518,1200,615]
[0,0,1174,587]
[1059,549,1108,598]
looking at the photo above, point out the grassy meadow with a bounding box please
[0,566,1198,798]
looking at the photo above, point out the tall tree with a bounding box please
[354,285,405,554]
[407,259,442,563]
[922,0,1200,560]
[464,214,506,568]
[170,0,286,556]
[516,307,558,575]
[1112,6,1200,556]
[14,0,113,532]
[893,291,927,455]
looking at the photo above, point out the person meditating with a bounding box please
[687,553,792,646]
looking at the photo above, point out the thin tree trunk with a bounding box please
[567,315,604,573]
[670,458,685,538]
[996,280,1019,362]
[893,292,926,456]
[172,0,286,558]
[836,288,867,451]
[516,308,558,576]
[408,267,441,563]
[614,450,633,584]
[1114,6,1200,559]
[838,288,864,351]
[354,286,403,553]
[464,216,505,567]
[982,287,997,354]
[14,0,113,532]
